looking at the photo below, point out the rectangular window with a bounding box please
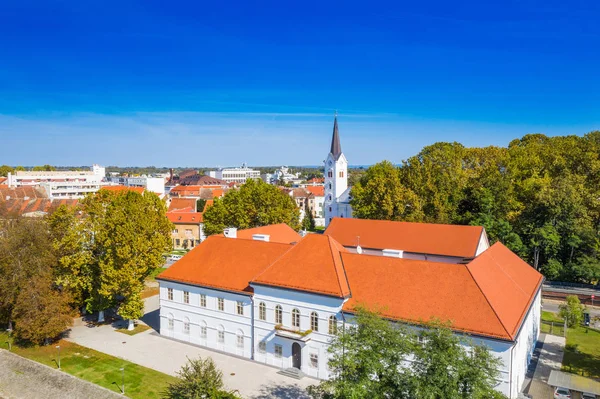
[172,229,178,233]
[218,298,224,311]
[183,291,189,304]
[310,353,319,368]
[274,344,283,358]
[258,342,266,353]
[167,288,173,301]
[218,330,225,343]
[184,321,190,334]
[200,294,206,307]
[168,318,174,330]
[175,239,180,246]
[236,301,244,315]
[201,326,207,338]
[237,335,244,348]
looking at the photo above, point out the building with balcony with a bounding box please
[208,164,261,184]
[156,219,542,398]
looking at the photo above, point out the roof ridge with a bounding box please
[248,236,299,283]
[463,263,513,340]
[327,235,347,297]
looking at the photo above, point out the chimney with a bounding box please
[252,234,270,242]
[224,227,237,238]
[382,249,404,258]
[169,168,174,182]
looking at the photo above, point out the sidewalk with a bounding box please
[526,333,566,399]
[67,296,314,399]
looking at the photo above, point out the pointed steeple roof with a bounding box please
[330,113,342,160]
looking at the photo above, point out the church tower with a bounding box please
[324,113,348,227]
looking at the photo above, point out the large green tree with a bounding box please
[0,165,14,176]
[52,190,172,328]
[308,307,505,399]
[203,179,300,236]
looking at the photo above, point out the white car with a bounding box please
[170,254,183,262]
[553,387,571,399]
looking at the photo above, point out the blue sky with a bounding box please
[1,0,599,167]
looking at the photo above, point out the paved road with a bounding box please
[67,296,313,399]
[542,299,600,328]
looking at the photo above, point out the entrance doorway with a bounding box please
[292,342,301,369]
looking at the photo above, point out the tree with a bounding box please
[559,295,585,328]
[203,179,300,236]
[301,204,316,231]
[196,199,207,212]
[308,307,505,399]
[12,273,73,345]
[53,190,172,328]
[32,164,56,171]
[162,357,241,399]
[0,217,73,344]
[350,161,424,221]
[0,165,14,176]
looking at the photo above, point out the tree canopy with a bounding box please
[203,179,300,236]
[351,132,600,284]
[308,307,505,399]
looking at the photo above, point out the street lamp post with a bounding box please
[120,367,125,395]
[56,345,61,369]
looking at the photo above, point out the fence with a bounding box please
[541,320,566,337]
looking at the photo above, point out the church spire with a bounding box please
[330,111,342,160]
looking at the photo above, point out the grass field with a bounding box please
[0,331,177,399]
[116,324,151,336]
[562,325,600,379]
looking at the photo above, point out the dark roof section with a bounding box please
[330,116,342,160]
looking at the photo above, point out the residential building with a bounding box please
[323,116,353,227]
[167,209,206,249]
[108,176,165,196]
[6,164,107,199]
[287,187,324,225]
[0,186,78,217]
[178,174,229,187]
[265,166,302,186]
[157,220,542,399]
[208,164,261,184]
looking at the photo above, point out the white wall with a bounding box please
[475,230,491,256]
[159,280,253,359]
[251,285,346,379]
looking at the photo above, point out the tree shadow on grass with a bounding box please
[251,382,310,399]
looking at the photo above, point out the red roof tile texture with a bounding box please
[252,234,351,298]
[325,217,484,258]
[168,198,198,212]
[305,186,324,197]
[233,224,302,244]
[166,212,204,224]
[157,236,292,294]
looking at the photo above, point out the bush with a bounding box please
[559,295,585,328]
[163,357,241,399]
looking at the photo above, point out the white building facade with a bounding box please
[208,164,261,184]
[108,176,165,195]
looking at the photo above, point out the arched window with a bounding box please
[259,302,266,321]
[200,321,207,339]
[183,317,190,334]
[168,313,174,330]
[292,308,300,329]
[329,315,337,334]
[328,183,332,190]
[328,170,332,178]
[311,312,319,332]
[328,195,332,201]
[275,305,283,325]
[217,325,225,343]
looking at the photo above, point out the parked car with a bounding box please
[582,393,596,399]
[170,254,183,261]
[584,312,590,326]
[553,387,571,399]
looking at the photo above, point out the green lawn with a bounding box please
[562,325,600,379]
[542,310,564,323]
[116,324,151,336]
[0,331,177,399]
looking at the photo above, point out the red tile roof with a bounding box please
[179,174,229,187]
[157,236,293,294]
[253,234,351,298]
[166,211,203,224]
[0,186,47,200]
[101,185,145,194]
[0,177,7,185]
[305,186,324,197]
[325,218,485,258]
[234,224,301,244]
[168,198,197,212]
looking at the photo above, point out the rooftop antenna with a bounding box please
[356,236,363,255]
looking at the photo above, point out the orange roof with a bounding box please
[465,242,544,339]
[252,234,351,298]
[101,185,145,194]
[305,186,324,197]
[168,198,197,212]
[167,212,203,224]
[0,177,7,185]
[342,242,542,340]
[157,236,292,294]
[325,218,484,258]
[234,224,301,244]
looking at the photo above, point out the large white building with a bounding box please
[208,164,261,184]
[108,176,165,196]
[324,115,353,227]
[157,218,542,398]
[6,164,107,199]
